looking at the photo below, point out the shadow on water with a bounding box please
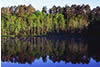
[1,37,100,64]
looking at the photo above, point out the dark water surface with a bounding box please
[1,37,100,67]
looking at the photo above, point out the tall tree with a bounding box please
[42,6,47,13]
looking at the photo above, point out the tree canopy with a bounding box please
[1,4,100,36]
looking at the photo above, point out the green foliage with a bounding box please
[1,4,100,36]
[15,17,21,35]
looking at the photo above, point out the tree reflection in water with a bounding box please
[1,37,100,64]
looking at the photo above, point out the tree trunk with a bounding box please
[37,27,40,35]
[16,33,18,36]
[24,31,26,36]
[34,27,36,35]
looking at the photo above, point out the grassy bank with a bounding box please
[2,33,100,38]
[1,34,47,37]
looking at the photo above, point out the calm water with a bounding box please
[1,37,100,67]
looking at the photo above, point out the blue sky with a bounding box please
[1,0,100,11]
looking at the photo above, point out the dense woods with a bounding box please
[1,4,100,36]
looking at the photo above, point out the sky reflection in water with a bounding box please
[2,58,100,67]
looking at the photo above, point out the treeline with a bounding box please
[1,4,100,36]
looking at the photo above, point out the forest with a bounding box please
[1,4,100,37]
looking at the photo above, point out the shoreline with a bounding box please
[2,34,100,38]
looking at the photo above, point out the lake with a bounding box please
[1,37,100,67]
